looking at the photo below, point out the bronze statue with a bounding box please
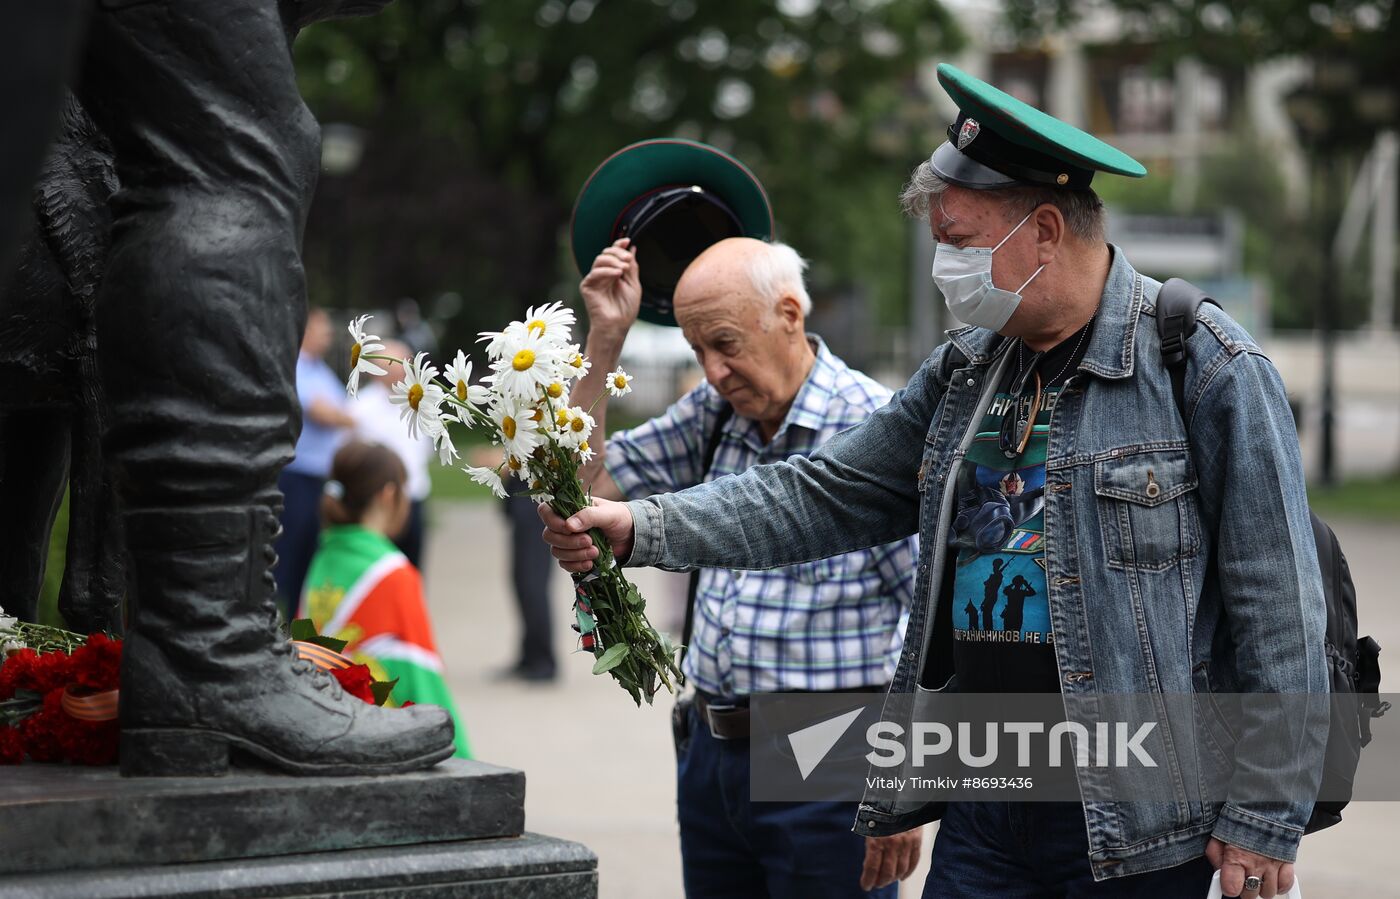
[0,94,125,636]
[19,0,456,776]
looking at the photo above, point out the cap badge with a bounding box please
[957,118,980,150]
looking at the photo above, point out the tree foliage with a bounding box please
[1002,0,1396,329]
[293,0,963,357]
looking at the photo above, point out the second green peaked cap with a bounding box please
[930,63,1147,191]
[572,139,774,326]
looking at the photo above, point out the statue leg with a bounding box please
[76,0,454,776]
[0,410,70,624]
[58,347,126,636]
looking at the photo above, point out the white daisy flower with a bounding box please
[443,350,475,404]
[390,352,447,440]
[463,465,508,499]
[576,440,596,465]
[492,396,544,459]
[543,380,569,405]
[605,368,634,398]
[560,345,591,381]
[434,428,459,466]
[346,314,387,397]
[488,329,560,401]
[477,320,528,361]
[529,480,555,504]
[504,453,530,483]
[558,405,594,448]
[520,301,576,347]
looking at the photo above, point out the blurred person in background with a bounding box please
[347,338,433,568]
[300,440,471,759]
[395,296,438,359]
[496,477,558,683]
[275,306,355,620]
[466,438,557,685]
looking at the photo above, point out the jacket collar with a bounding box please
[945,244,1141,380]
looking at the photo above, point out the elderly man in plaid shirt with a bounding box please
[568,235,921,898]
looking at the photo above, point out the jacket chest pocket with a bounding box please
[1093,449,1201,570]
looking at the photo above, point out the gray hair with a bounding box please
[899,158,1105,243]
[745,240,812,316]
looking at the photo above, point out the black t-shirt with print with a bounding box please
[942,320,1094,694]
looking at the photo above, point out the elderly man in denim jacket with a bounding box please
[543,65,1327,898]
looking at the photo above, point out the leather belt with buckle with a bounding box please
[693,684,889,741]
[694,691,750,741]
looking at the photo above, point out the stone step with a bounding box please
[0,832,597,898]
[0,759,525,875]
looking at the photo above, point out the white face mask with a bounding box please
[931,211,1045,332]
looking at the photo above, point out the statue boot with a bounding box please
[118,505,456,777]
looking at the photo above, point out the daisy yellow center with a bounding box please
[407,383,424,411]
[455,380,467,401]
[512,350,536,372]
[570,355,584,369]
[546,382,564,398]
[580,441,590,452]
[612,375,628,389]
[571,418,586,433]
[350,343,362,367]
[527,319,547,335]
[502,416,517,439]
[507,456,522,471]
[556,410,571,427]
[530,408,544,422]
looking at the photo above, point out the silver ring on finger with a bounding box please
[1243,874,1263,893]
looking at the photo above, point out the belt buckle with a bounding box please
[705,702,739,740]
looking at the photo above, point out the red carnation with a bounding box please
[0,649,74,700]
[19,690,69,763]
[331,664,375,704]
[57,718,119,766]
[70,634,122,692]
[0,726,23,764]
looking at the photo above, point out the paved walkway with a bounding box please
[423,502,1400,898]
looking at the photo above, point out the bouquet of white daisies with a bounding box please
[344,304,683,704]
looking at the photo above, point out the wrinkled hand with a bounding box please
[537,498,635,573]
[1206,838,1294,898]
[579,237,641,338]
[860,828,923,891]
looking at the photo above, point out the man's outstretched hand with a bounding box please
[538,498,635,572]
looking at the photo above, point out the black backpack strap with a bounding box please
[1155,277,1219,421]
[679,401,734,666]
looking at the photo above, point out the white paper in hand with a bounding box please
[1206,870,1303,898]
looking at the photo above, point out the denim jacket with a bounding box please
[626,248,1329,880]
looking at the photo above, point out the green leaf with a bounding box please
[370,677,399,706]
[591,643,629,675]
[289,618,318,642]
[625,585,645,609]
[308,634,349,653]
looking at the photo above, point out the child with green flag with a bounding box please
[299,441,470,758]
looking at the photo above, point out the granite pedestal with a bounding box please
[0,759,596,898]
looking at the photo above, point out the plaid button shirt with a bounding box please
[605,337,917,696]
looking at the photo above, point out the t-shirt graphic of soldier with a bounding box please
[944,323,1092,693]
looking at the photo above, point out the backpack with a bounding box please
[1155,277,1390,833]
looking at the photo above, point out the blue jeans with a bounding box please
[677,705,895,899]
[923,802,1215,898]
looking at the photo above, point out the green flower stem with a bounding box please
[540,440,683,704]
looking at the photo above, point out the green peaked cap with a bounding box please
[931,63,1147,191]
[571,139,774,326]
